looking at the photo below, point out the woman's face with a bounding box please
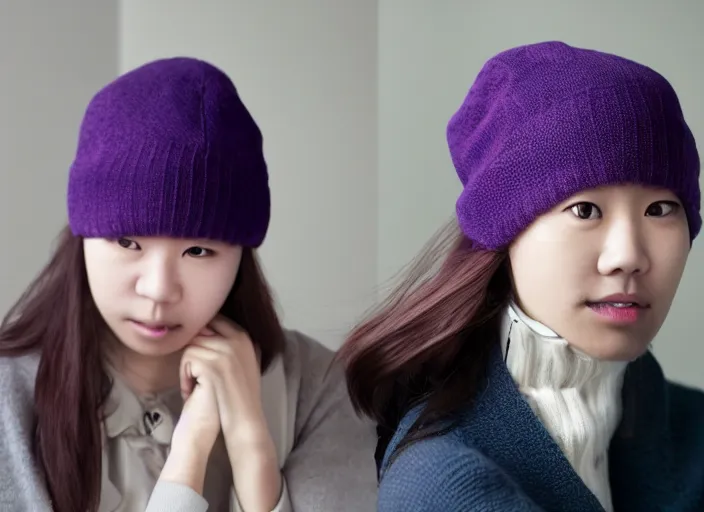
[509,184,691,361]
[84,236,242,358]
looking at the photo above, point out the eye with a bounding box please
[569,202,601,220]
[116,238,140,250]
[184,246,214,258]
[645,201,680,217]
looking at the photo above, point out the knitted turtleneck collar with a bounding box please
[500,302,628,512]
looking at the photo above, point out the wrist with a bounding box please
[224,422,278,468]
[173,428,218,454]
[160,441,210,494]
[229,446,283,512]
[223,411,271,445]
[172,414,220,454]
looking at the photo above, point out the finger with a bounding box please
[188,338,232,356]
[191,337,259,368]
[199,326,216,337]
[179,360,195,399]
[179,347,218,398]
[208,315,243,337]
[183,344,221,362]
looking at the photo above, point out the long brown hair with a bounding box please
[337,221,511,466]
[0,226,285,512]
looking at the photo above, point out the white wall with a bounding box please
[378,0,704,387]
[2,1,702,387]
[119,0,378,349]
[0,1,118,314]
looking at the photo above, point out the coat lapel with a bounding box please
[461,345,604,511]
[608,352,704,511]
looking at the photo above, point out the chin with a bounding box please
[116,331,188,358]
[583,336,651,362]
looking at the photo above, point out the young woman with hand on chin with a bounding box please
[0,58,378,512]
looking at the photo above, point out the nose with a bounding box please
[597,218,651,276]
[135,257,182,304]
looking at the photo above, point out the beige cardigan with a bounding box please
[0,330,379,511]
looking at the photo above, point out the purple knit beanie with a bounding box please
[67,57,269,247]
[448,41,701,250]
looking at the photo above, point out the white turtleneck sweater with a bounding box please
[499,303,628,512]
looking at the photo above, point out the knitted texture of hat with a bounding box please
[447,41,701,250]
[67,57,269,247]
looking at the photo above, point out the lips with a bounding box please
[127,319,182,340]
[129,320,181,330]
[589,301,640,308]
[586,293,650,309]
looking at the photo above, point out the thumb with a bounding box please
[180,359,196,400]
[199,326,216,337]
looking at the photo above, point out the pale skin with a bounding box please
[163,316,281,511]
[84,236,281,511]
[508,184,691,361]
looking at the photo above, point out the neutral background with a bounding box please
[1,1,702,388]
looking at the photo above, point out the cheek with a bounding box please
[183,270,238,326]
[511,236,588,308]
[650,238,690,307]
[84,258,123,317]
